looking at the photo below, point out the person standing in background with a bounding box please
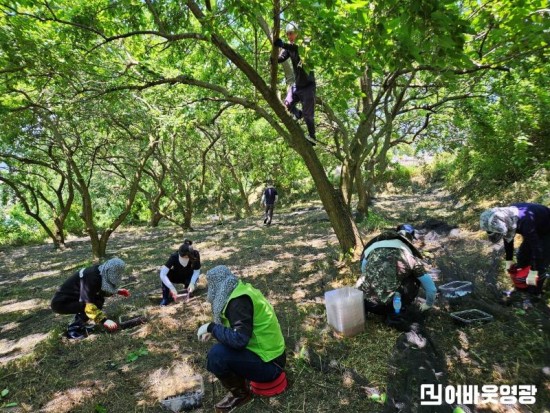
[261,182,278,226]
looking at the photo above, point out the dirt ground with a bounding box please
[0,185,549,412]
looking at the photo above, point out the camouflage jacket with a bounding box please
[359,231,426,303]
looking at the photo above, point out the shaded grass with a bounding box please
[1,202,549,412]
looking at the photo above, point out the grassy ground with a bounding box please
[0,188,549,412]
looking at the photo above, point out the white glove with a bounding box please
[188,283,196,294]
[103,319,118,331]
[526,270,538,286]
[197,323,212,342]
[170,289,178,302]
[504,260,514,271]
[419,303,432,312]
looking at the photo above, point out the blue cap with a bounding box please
[397,224,416,241]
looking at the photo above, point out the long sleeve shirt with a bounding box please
[55,265,107,322]
[278,42,315,88]
[505,203,550,272]
[207,295,286,367]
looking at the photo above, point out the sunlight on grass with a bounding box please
[41,380,111,413]
[0,298,49,314]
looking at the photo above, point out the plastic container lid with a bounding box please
[439,281,473,298]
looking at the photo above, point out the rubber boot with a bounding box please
[215,374,251,412]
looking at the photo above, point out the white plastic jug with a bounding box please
[324,287,365,337]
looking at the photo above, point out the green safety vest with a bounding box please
[221,281,285,362]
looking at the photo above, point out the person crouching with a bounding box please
[197,265,286,412]
[50,257,129,339]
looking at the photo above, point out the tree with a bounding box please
[1,0,546,256]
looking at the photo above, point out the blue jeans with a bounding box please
[207,343,283,382]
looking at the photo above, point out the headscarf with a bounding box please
[479,206,519,242]
[98,257,126,295]
[206,265,239,324]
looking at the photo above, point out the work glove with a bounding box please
[117,288,131,297]
[419,303,432,312]
[526,270,538,286]
[197,323,212,342]
[504,261,514,271]
[188,283,196,294]
[103,319,118,332]
[274,38,284,48]
[170,289,178,303]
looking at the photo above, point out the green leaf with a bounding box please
[0,389,8,398]
[95,404,107,413]
[126,353,139,363]
[4,403,18,408]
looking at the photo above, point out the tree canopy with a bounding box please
[0,0,548,257]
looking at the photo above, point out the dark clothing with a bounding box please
[277,42,315,88]
[263,187,278,205]
[285,83,316,139]
[208,296,254,349]
[278,41,316,140]
[207,344,285,382]
[262,186,277,225]
[264,204,275,225]
[164,250,201,285]
[51,266,107,337]
[51,265,105,311]
[206,295,286,381]
[506,203,550,273]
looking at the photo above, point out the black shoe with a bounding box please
[295,110,303,120]
[66,329,86,340]
[263,218,268,224]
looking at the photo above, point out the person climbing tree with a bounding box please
[50,257,129,339]
[274,21,317,146]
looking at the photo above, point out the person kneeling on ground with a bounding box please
[356,224,437,327]
[159,239,201,306]
[197,265,286,412]
[50,257,129,340]
[480,203,550,299]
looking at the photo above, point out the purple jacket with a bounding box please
[504,203,550,271]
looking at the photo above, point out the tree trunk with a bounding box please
[298,138,364,256]
[149,211,163,227]
[53,217,67,249]
[183,188,193,229]
[340,159,358,208]
[355,166,368,223]
[188,1,364,256]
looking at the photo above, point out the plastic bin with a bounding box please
[438,281,473,298]
[450,309,493,324]
[325,287,365,337]
[160,375,204,412]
